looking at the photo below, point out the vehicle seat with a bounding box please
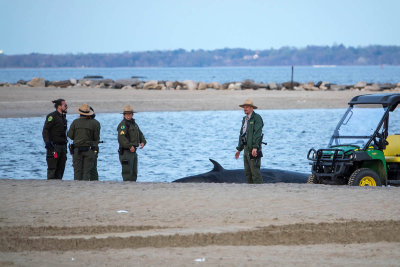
[383,135,400,163]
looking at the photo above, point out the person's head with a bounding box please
[77,103,94,118]
[239,99,257,115]
[52,99,67,113]
[122,105,135,120]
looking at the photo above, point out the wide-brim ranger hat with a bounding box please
[77,103,94,116]
[121,105,136,114]
[239,99,258,109]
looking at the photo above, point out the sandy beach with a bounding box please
[1,87,400,266]
[0,86,368,118]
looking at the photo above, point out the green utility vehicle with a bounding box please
[307,93,400,186]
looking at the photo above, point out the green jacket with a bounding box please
[236,111,264,151]
[67,116,100,147]
[117,118,146,149]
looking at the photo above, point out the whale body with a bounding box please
[173,159,309,183]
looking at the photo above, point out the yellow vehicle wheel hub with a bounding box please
[359,176,377,186]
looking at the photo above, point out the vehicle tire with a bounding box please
[348,168,382,186]
[307,174,319,184]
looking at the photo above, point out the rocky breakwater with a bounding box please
[1,77,400,92]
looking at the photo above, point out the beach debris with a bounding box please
[117,210,128,213]
[194,258,206,262]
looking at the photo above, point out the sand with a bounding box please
[1,86,400,266]
[0,86,367,118]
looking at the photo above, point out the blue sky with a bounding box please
[0,0,399,54]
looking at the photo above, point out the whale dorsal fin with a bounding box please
[209,159,224,172]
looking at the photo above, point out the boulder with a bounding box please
[363,83,381,91]
[228,82,242,90]
[268,82,278,90]
[121,86,134,90]
[69,78,77,85]
[16,79,27,85]
[242,79,258,89]
[27,77,45,87]
[165,81,174,89]
[115,79,140,88]
[282,81,300,89]
[197,82,207,90]
[182,80,198,90]
[303,81,319,91]
[354,81,367,89]
[379,83,395,90]
[49,80,72,88]
[143,80,159,90]
[329,84,346,91]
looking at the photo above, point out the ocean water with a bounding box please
[2,108,399,182]
[0,109,341,182]
[0,66,399,84]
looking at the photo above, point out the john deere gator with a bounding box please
[307,93,400,186]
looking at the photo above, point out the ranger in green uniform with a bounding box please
[117,105,146,181]
[235,99,264,184]
[42,99,68,180]
[67,103,101,181]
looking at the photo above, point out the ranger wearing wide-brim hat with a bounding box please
[67,103,101,181]
[235,99,264,184]
[117,105,147,182]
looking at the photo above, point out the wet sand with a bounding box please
[0,180,399,266]
[1,87,399,265]
[0,86,368,118]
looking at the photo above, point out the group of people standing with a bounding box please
[42,98,263,184]
[42,99,146,181]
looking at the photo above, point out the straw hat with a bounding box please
[77,103,94,116]
[121,105,136,114]
[239,99,258,109]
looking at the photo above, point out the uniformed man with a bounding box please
[117,105,146,181]
[235,99,264,184]
[42,99,68,180]
[89,106,101,181]
[67,103,101,181]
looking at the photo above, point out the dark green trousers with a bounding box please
[46,145,67,180]
[243,147,262,184]
[90,153,99,181]
[72,148,95,181]
[119,150,138,181]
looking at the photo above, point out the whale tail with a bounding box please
[209,159,224,172]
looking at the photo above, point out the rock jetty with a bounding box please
[1,77,400,92]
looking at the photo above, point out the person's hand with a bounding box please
[252,148,257,157]
[235,150,241,159]
[130,146,136,152]
[139,143,145,149]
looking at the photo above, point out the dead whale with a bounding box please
[173,159,309,183]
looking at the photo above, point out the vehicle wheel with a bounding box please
[348,168,382,186]
[307,174,319,184]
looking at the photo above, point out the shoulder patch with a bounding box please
[120,125,126,130]
[120,130,125,135]
[47,116,53,122]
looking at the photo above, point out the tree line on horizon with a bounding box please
[0,45,399,68]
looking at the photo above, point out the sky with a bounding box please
[0,0,399,55]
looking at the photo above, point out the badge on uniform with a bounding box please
[121,125,126,129]
[120,130,125,135]
[48,116,53,122]
[250,121,254,124]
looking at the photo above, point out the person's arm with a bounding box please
[67,121,75,141]
[252,115,264,150]
[118,124,133,149]
[42,114,53,147]
[138,127,146,149]
[236,118,245,151]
